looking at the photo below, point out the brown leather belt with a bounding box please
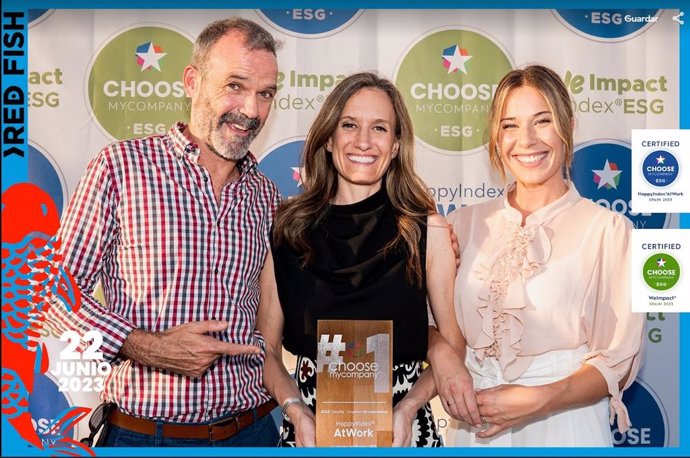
[107,399,278,441]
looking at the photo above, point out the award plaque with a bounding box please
[315,320,393,447]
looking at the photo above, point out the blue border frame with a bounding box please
[2,1,690,8]
[2,0,689,456]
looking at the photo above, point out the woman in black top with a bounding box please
[256,72,478,447]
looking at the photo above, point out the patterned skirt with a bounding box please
[280,355,442,447]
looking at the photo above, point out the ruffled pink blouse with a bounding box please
[447,183,645,432]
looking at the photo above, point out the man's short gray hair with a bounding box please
[190,17,281,77]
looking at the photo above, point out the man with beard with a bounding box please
[50,18,281,447]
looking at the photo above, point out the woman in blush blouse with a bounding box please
[442,64,645,446]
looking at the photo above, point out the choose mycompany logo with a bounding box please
[571,140,669,229]
[28,9,53,26]
[642,150,679,187]
[611,379,668,446]
[27,143,66,215]
[28,373,75,446]
[257,139,305,199]
[395,28,512,154]
[257,9,362,37]
[643,253,680,291]
[87,26,193,140]
[554,9,660,42]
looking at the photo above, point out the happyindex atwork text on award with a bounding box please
[315,320,393,447]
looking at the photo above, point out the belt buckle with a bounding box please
[208,414,240,442]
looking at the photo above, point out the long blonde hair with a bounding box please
[487,64,575,181]
[273,72,435,286]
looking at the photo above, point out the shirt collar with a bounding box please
[501,180,581,227]
[167,121,258,174]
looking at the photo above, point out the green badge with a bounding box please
[643,252,680,291]
[395,29,512,154]
[88,27,193,140]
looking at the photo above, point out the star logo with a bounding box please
[291,166,305,187]
[592,159,622,190]
[656,155,666,164]
[135,42,167,72]
[442,44,472,74]
[657,258,667,268]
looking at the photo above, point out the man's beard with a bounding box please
[202,106,261,161]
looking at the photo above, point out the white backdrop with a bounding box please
[26,8,679,448]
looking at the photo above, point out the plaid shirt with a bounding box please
[53,122,280,423]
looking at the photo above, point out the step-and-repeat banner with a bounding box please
[17,7,679,450]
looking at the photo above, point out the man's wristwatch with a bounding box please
[281,396,305,423]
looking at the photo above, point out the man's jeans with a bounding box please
[102,412,279,447]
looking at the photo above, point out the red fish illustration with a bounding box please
[2,183,92,455]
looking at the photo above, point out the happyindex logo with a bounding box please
[87,26,193,140]
[631,129,689,214]
[395,28,513,154]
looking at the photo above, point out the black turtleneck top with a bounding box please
[272,187,429,365]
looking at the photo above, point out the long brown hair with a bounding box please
[487,64,575,181]
[273,72,436,285]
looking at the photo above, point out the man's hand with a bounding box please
[120,320,261,378]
